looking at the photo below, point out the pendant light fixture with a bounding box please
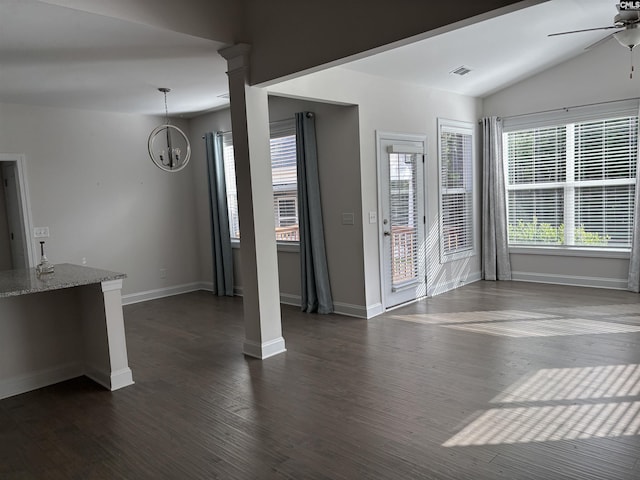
[148,88,191,172]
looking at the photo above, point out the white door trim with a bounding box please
[375,131,428,311]
[0,154,35,268]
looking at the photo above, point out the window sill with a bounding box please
[509,246,630,260]
[441,248,476,264]
[277,242,300,253]
[230,240,300,253]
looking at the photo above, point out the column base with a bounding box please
[86,365,134,391]
[243,337,286,359]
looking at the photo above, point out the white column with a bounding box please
[219,43,286,359]
[101,279,134,389]
[80,279,134,390]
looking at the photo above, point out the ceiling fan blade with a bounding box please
[548,25,619,37]
[584,32,616,50]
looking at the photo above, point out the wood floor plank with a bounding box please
[1,281,640,478]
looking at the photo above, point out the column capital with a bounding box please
[218,43,251,74]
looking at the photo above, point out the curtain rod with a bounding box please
[201,117,295,139]
[202,131,228,139]
[500,96,640,122]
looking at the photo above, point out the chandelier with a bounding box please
[147,88,191,172]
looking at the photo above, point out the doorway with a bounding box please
[0,154,34,270]
[377,133,427,309]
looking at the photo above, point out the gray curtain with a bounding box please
[482,117,512,281]
[628,122,640,291]
[296,112,333,314]
[205,132,234,296]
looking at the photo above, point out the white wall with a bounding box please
[269,68,484,311]
[0,102,201,296]
[483,41,636,289]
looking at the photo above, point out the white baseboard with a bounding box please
[280,293,300,307]
[428,271,482,297]
[511,271,628,290]
[110,368,135,391]
[273,291,373,319]
[123,283,375,320]
[243,337,287,359]
[330,301,380,319]
[0,363,82,400]
[122,282,211,305]
[364,302,384,319]
[84,365,110,389]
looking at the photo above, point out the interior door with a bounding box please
[2,163,28,269]
[378,134,426,309]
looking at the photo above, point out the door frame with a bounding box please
[0,154,36,268]
[376,131,428,311]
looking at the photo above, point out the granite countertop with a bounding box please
[0,263,126,298]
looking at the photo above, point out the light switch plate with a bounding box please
[34,227,50,238]
[342,212,355,225]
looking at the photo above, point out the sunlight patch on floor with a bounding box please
[443,401,640,447]
[442,318,640,337]
[492,364,640,403]
[388,310,556,325]
[542,304,640,317]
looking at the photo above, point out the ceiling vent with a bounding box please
[450,66,473,76]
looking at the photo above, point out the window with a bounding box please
[270,120,299,242]
[438,119,475,261]
[221,132,240,239]
[221,118,299,242]
[504,112,638,249]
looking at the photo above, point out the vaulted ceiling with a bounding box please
[0,0,620,116]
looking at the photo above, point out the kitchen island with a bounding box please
[0,263,134,399]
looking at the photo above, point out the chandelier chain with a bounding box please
[164,90,169,125]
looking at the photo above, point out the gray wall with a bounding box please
[188,96,366,311]
[42,0,543,86]
[0,101,201,296]
[483,40,634,289]
[187,108,233,287]
[245,0,542,84]
[268,96,365,309]
[0,169,11,270]
[39,0,242,43]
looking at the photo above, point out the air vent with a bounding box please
[450,66,473,76]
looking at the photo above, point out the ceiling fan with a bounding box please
[548,2,640,49]
[548,2,640,77]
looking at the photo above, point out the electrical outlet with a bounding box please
[81,257,87,266]
[34,227,50,238]
[160,268,167,279]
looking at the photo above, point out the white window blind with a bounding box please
[439,120,474,260]
[270,119,298,241]
[221,132,240,240]
[389,152,419,286]
[505,114,638,248]
[220,118,299,242]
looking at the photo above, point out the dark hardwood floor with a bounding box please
[2,281,640,479]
